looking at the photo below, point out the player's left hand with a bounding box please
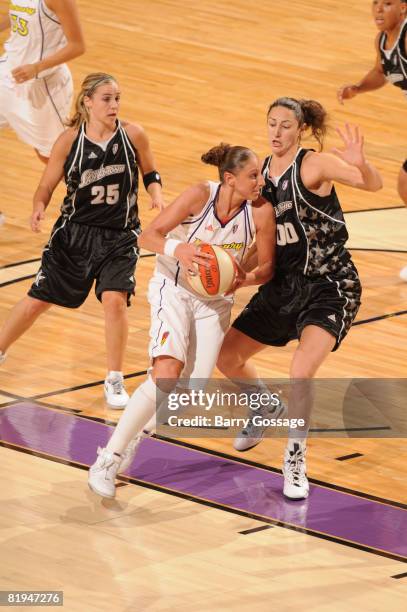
[30,203,46,232]
[226,260,246,294]
[150,196,165,211]
[331,124,366,168]
[12,63,38,83]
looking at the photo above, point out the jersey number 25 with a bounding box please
[91,184,120,205]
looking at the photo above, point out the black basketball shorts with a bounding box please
[233,263,362,352]
[28,218,139,308]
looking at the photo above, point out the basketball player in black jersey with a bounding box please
[338,0,407,280]
[0,72,164,408]
[217,97,382,500]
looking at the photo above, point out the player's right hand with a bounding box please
[30,204,45,232]
[174,243,213,272]
[337,84,359,105]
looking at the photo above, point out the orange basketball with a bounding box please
[187,244,237,297]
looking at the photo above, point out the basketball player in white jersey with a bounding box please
[0,0,84,225]
[337,0,407,280]
[88,143,277,498]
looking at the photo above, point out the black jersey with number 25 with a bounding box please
[61,121,140,231]
[261,148,351,277]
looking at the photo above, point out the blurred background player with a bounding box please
[88,143,277,498]
[0,0,85,225]
[337,0,407,280]
[0,72,164,408]
[217,98,382,500]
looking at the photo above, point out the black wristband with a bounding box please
[143,170,162,189]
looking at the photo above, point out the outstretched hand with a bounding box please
[337,84,359,105]
[331,124,366,168]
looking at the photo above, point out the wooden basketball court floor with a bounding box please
[0,1,406,610]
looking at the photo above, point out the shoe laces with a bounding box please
[286,446,307,485]
[108,377,125,395]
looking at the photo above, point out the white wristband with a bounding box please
[164,238,182,258]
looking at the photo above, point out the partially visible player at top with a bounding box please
[0,72,164,408]
[88,143,278,499]
[217,98,382,500]
[0,0,85,225]
[337,0,407,280]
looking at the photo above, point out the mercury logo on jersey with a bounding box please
[9,4,36,15]
[193,238,243,252]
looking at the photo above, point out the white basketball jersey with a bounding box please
[155,180,256,298]
[1,0,67,77]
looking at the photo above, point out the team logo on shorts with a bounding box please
[160,331,170,346]
[113,143,119,155]
[35,270,45,286]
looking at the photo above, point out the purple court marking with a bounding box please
[1,402,406,559]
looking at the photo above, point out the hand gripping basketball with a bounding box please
[186,244,238,297]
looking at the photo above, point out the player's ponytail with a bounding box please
[299,99,327,150]
[201,143,255,181]
[267,97,328,150]
[67,72,117,129]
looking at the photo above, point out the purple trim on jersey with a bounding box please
[186,200,215,243]
[43,77,64,127]
[213,201,247,229]
[241,206,249,259]
[40,0,61,25]
[244,204,253,241]
[37,2,45,63]
[181,184,220,225]
[151,279,167,353]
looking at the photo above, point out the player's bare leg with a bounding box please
[0,296,51,363]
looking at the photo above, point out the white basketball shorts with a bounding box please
[148,274,232,381]
[0,63,73,156]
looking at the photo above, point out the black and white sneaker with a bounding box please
[283,441,309,500]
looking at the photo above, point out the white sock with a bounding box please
[107,370,123,381]
[105,377,169,455]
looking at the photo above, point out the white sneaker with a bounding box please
[233,397,287,452]
[0,351,6,365]
[400,266,407,282]
[104,374,129,409]
[283,441,309,500]
[88,447,121,498]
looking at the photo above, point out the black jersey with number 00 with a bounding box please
[261,148,351,277]
[61,121,140,230]
[379,18,407,99]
